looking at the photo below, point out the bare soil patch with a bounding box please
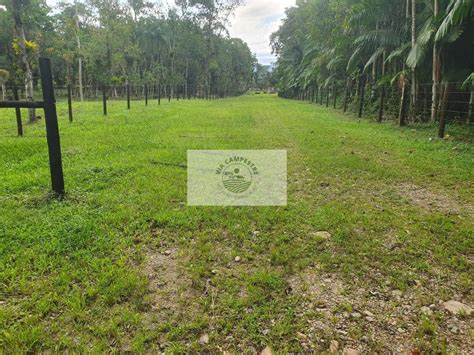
[288,267,473,353]
[397,183,472,215]
[142,249,200,333]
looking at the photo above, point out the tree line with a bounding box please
[270,0,474,136]
[0,0,256,122]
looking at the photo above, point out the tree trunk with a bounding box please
[75,2,84,102]
[431,0,440,122]
[438,82,452,138]
[12,4,36,122]
[1,83,5,100]
[358,74,366,118]
[378,51,386,122]
[411,0,417,112]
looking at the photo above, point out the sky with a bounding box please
[228,0,296,65]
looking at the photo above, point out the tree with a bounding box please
[8,0,37,122]
[271,0,474,136]
[0,68,9,99]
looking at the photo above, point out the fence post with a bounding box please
[358,74,367,118]
[13,85,23,137]
[145,84,148,106]
[67,84,73,122]
[467,91,473,124]
[39,57,65,196]
[333,85,337,109]
[378,84,385,122]
[103,86,107,116]
[343,79,350,113]
[126,83,130,110]
[438,82,452,138]
[398,79,409,126]
[158,84,161,105]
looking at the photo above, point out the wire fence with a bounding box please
[1,83,241,102]
[279,81,474,129]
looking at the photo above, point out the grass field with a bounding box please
[0,94,473,352]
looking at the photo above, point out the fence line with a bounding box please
[279,81,474,135]
[1,82,243,131]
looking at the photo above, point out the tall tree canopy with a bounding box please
[0,0,255,99]
[271,0,474,127]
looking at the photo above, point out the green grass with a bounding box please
[0,94,473,352]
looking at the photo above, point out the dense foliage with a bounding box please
[271,0,474,130]
[0,0,255,104]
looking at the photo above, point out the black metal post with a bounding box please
[127,83,130,110]
[103,86,107,116]
[145,84,148,106]
[39,57,65,196]
[67,84,73,122]
[13,85,23,137]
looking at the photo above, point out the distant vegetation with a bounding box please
[271,0,474,134]
[0,0,255,121]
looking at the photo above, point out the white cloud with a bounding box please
[229,0,295,65]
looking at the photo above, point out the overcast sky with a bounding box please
[228,0,296,65]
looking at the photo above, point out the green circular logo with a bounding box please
[222,163,253,193]
[216,156,259,195]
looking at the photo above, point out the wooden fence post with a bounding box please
[378,84,385,122]
[398,79,410,126]
[343,79,350,113]
[438,82,452,138]
[67,84,73,122]
[13,85,23,137]
[39,57,65,196]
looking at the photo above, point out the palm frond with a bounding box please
[435,0,474,42]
